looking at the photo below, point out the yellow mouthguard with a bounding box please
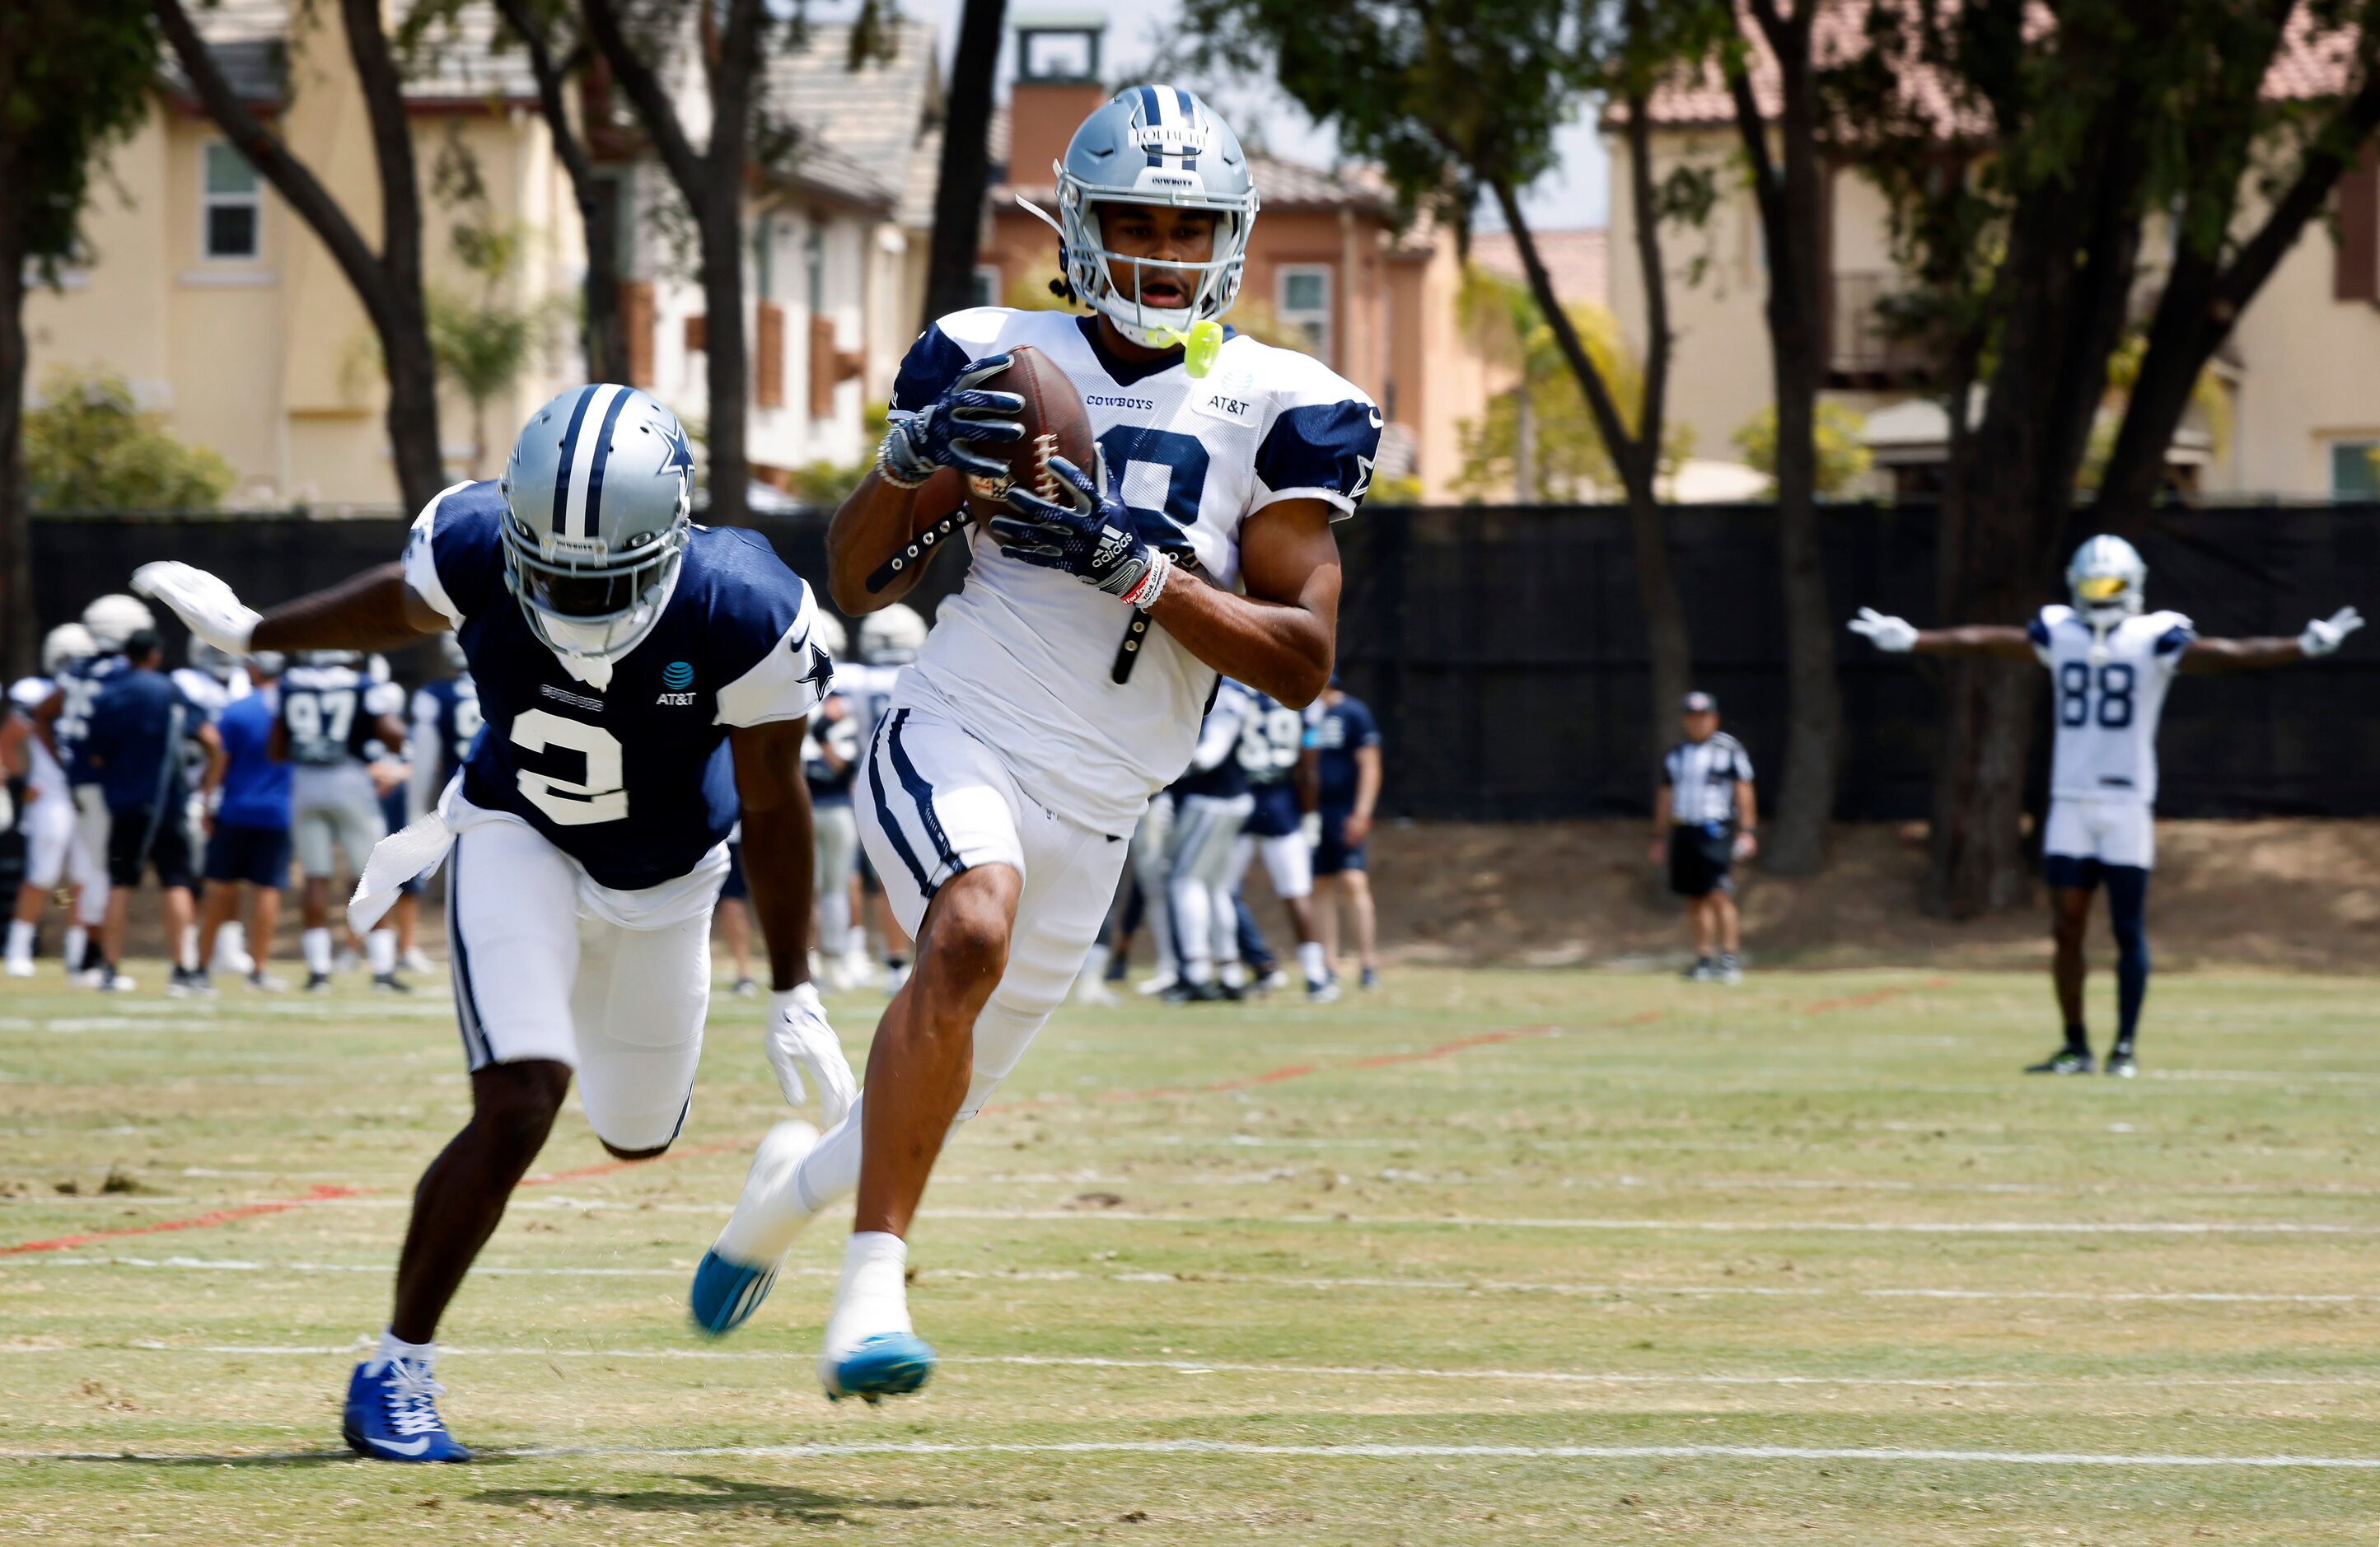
[1152,320,1225,377]
[2075,576,2127,601]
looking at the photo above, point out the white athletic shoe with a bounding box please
[2,958,32,979]
[840,951,876,990]
[400,947,434,974]
[1073,976,1121,1007]
[1134,971,1178,998]
[689,1120,823,1335]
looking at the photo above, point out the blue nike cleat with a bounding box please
[342,1357,469,1462]
[687,1119,820,1337]
[820,1331,938,1404]
[690,1249,780,1335]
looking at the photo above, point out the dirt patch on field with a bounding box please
[1252,818,2380,973]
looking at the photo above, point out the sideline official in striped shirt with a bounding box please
[1650,691,1756,984]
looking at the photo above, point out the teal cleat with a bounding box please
[689,1249,779,1335]
[820,1332,937,1404]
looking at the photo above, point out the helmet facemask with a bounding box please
[1055,186,1251,351]
[501,515,687,666]
[2066,535,2147,662]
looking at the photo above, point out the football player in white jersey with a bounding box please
[1850,535,2361,1076]
[691,83,1382,1400]
[2,624,105,977]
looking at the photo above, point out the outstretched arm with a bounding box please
[1847,608,2036,660]
[134,561,445,657]
[2180,607,2364,674]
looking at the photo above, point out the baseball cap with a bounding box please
[1681,691,1718,714]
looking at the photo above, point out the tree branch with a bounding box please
[581,0,705,196]
[495,0,599,194]
[1625,84,1671,477]
[339,0,424,306]
[1489,176,1646,498]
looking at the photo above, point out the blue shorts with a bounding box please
[1245,780,1302,839]
[1314,806,1366,876]
[718,843,749,902]
[203,821,292,890]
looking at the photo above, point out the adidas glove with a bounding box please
[877,354,1026,488]
[1847,606,1919,653]
[991,453,1176,608]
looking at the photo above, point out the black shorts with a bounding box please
[1314,804,1367,876]
[203,822,292,890]
[108,806,196,891]
[718,843,749,902]
[1667,825,1734,899]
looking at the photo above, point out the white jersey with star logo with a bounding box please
[2028,604,2196,806]
[886,307,1382,836]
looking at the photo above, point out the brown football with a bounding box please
[961,344,1096,522]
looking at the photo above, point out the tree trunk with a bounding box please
[0,192,33,682]
[1512,381,1535,502]
[1626,482,1690,745]
[489,0,624,383]
[920,0,1006,326]
[699,190,750,526]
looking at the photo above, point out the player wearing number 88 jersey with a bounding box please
[128,384,854,1464]
[1848,533,2362,1077]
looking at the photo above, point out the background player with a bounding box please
[802,617,865,991]
[1653,691,1756,984]
[30,594,158,987]
[274,649,409,991]
[132,382,853,1462]
[4,624,104,978]
[1307,677,1382,990]
[1851,534,2361,1075]
[195,650,292,990]
[844,605,923,992]
[1229,678,1331,1000]
[1167,681,1257,1001]
[691,83,1381,1401]
[80,629,220,994]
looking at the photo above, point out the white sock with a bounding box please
[76,886,108,928]
[63,925,87,970]
[213,921,246,969]
[793,1113,863,1215]
[4,920,30,965]
[1076,943,1113,989]
[178,923,199,972]
[821,1231,910,1359]
[367,928,397,975]
[1298,941,1327,987]
[844,924,867,959]
[374,1326,436,1371]
[303,928,333,975]
[1219,959,1246,989]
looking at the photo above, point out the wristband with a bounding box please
[1120,549,1171,611]
[874,427,930,490]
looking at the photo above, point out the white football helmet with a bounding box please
[186,634,238,684]
[1036,86,1258,351]
[2067,535,2147,628]
[811,610,848,661]
[42,623,96,677]
[858,604,926,666]
[82,593,157,652]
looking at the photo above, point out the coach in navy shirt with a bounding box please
[1305,680,1382,991]
[81,631,218,992]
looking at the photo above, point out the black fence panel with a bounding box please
[30,501,2380,821]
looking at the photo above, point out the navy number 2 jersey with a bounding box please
[403,481,832,891]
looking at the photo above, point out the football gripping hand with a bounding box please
[876,354,1026,488]
[990,454,1174,607]
[2300,606,2364,658]
[767,984,858,1128]
[132,561,261,655]
[1848,607,1919,653]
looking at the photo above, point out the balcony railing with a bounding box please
[1829,271,1942,386]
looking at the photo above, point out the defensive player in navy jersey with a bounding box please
[1230,680,1334,1000]
[132,385,854,1461]
[28,593,157,988]
[690,85,1381,1402]
[1852,535,2361,1075]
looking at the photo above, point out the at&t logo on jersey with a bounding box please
[657,659,697,705]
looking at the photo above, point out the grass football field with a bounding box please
[0,962,2374,1544]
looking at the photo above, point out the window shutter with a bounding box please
[809,312,836,419]
[620,281,655,386]
[756,303,785,409]
[684,314,707,353]
[2335,139,2378,301]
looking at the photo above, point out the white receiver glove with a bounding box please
[1847,606,1919,653]
[132,562,262,656]
[767,983,858,1128]
[2299,605,2364,658]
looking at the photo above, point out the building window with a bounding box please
[1279,265,1332,362]
[203,142,262,260]
[2331,441,2380,498]
[970,265,1002,309]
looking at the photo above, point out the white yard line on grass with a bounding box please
[21,1254,2380,1308]
[25,1342,2375,1392]
[4,1437,2377,1470]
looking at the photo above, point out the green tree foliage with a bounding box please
[0,0,161,673]
[1732,403,1873,499]
[26,368,236,512]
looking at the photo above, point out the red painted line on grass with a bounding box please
[1800,978,1953,1017]
[0,1185,367,1258]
